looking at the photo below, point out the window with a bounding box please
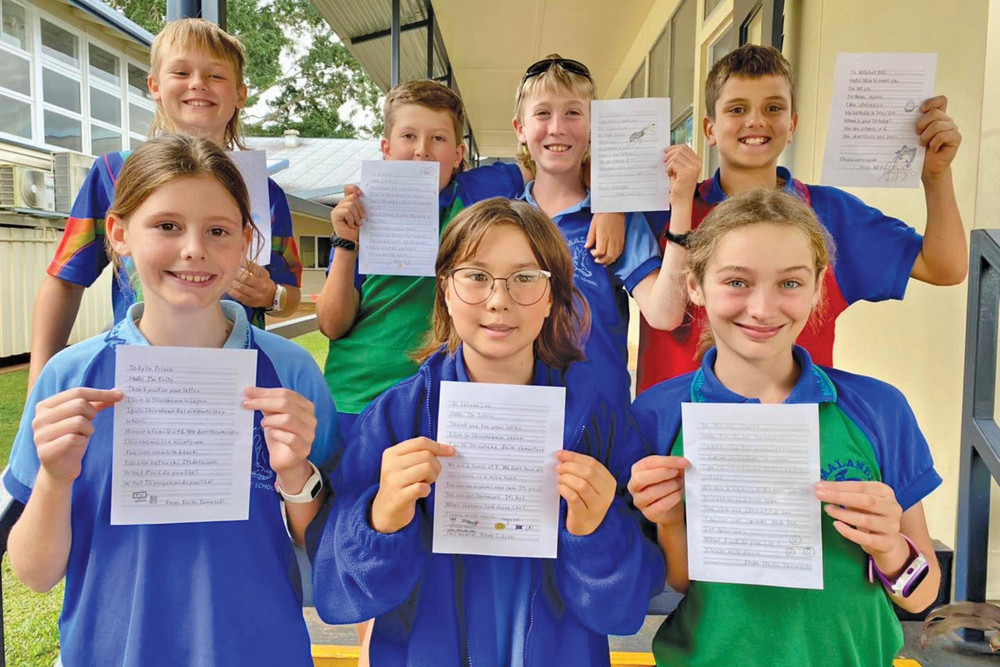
[706,25,738,173]
[670,0,696,127]
[42,68,81,112]
[648,28,669,98]
[128,62,151,99]
[127,61,154,146]
[0,0,30,140]
[40,18,77,66]
[0,96,30,138]
[704,0,725,20]
[299,236,332,270]
[742,4,764,45]
[88,43,119,84]
[1,0,27,50]
[628,61,646,98]
[0,44,28,95]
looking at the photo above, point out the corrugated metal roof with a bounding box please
[60,0,155,47]
[244,136,382,198]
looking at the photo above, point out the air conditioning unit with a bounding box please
[0,165,55,211]
[53,151,95,213]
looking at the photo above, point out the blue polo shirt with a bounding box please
[519,183,661,404]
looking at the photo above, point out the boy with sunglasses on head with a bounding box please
[513,55,694,405]
[317,79,625,440]
[635,44,966,393]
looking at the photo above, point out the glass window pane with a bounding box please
[0,92,30,137]
[671,112,693,149]
[43,67,80,112]
[90,86,121,125]
[128,63,151,99]
[648,28,669,98]
[41,18,77,67]
[89,43,119,84]
[129,103,153,135]
[1,1,28,51]
[300,236,316,269]
[704,0,724,19]
[90,123,121,154]
[670,0,696,122]
[0,48,29,95]
[744,6,764,45]
[709,25,737,68]
[129,134,144,150]
[318,236,332,269]
[44,110,82,150]
[628,63,645,98]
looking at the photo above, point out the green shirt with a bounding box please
[654,382,903,666]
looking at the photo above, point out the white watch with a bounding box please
[268,283,287,313]
[274,461,323,503]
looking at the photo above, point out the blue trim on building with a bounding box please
[63,0,154,46]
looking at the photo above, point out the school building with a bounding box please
[314,0,1000,599]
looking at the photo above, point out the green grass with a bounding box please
[0,332,326,665]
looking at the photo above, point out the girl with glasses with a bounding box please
[312,197,664,666]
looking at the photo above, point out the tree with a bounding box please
[106,0,382,137]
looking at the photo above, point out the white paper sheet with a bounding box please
[821,53,937,188]
[358,160,439,276]
[432,381,565,558]
[111,345,257,525]
[228,149,272,266]
[591,97,672,213]
[682,402,823,589]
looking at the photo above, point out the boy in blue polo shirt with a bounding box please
[636,44,966,392]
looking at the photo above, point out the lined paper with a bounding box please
[111,345,257,525]
[591,97,672,212]
[821,53,937,188]
[682,402,823,589]
[359,160,439,276]
[433,381,565,558]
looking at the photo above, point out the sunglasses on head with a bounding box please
[521,57,592,82]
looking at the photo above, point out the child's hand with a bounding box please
[371,437,455,534]
[557,450,616,536]
[243,387,317,489]
[228,260,276,309]
[331,184,365,243]
[627,455,689,526]
[32,387,123,482]
[585,213,625,266]
[917,96,961,180]
[815,480,903,558]
[664,145,701,209]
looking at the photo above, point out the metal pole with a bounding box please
[201,0,226,30]
[426,3,435,79]
[391,0,401,86]
[166,0,200,22]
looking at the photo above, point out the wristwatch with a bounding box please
[868,534,930,598]
[268,283,287,313]
[274,461,324,503]
[663,229,692,248]
[331,234,357,252]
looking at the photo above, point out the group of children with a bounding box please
[3,15,967,667]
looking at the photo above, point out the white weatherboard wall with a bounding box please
[0,225,112,357]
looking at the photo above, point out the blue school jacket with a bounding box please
[311,347,665,667]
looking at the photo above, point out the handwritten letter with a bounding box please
[682,403,823,589]
[591,97,672,213]
[228,150,272,266]
[111,345,257,525]
[821,53,937,188]
[433,381,565,558]
[359,160,439,276]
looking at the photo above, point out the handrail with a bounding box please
[954,229,1000,642]
[265,313,320,340]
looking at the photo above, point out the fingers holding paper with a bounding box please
[815,480,903,557]
[917,95,961,178]
[33,387,123,482]
[243,387,317,480]
[371,437,455,534]
[627,455,689,526]
[330,184,365,242]
[556,450,616,536]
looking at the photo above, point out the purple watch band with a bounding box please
[868,534,930,598]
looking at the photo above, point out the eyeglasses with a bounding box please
[521,58,592,83]
[448,267,552,306]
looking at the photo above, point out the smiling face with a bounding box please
[689,222,821,369]
[704,74,798,174]
[107,175,249,317]
[381,103,466,191]
[148,47,246,145]
[443,224,552,373]
[513,85,590,179]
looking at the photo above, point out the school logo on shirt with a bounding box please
[251,425,275,489]
[566,237,599,288]
[821,458,874,482]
